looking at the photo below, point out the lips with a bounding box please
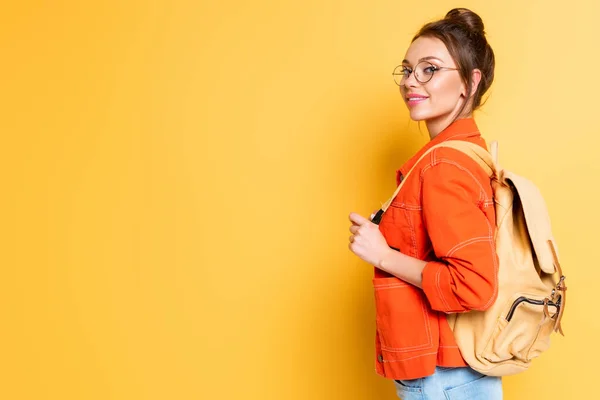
[406,94,428,107]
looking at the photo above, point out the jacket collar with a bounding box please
[396,118,481,184]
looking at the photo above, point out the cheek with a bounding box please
[399,86,408,104]
[427,77,463,101]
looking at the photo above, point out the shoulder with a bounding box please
[421,141,489,178]
[419,143,492,200]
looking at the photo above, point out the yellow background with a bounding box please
[1,1,596,399]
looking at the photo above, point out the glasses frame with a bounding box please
[392,61,459,85]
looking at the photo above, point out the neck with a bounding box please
[426,113,473,140]
[425,118,451,140]
[426,97,473,139]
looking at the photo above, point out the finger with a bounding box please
[349,225,359,234]
[349,212,370,226]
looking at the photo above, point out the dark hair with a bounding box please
[413,8,495,119]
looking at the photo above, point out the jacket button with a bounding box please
[378,354,383,362]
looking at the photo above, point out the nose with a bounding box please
[402,70,420,90]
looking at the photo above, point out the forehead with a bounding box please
[403,36,453,65]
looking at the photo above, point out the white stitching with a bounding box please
[389,202,422,211]
[446,237,493,258]
[404,208,418,258]
[375,284,433,352]
[432,158,489,201]
[382,351,438,362]
[435,266,452,311]
[379,294,433,352]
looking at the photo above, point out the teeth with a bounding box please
[409,97,426,101]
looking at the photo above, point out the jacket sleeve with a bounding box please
[420,159,498,313]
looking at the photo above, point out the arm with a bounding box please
[377,250,427,288]
[418,160,498,313]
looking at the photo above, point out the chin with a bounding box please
[408,109,433,122]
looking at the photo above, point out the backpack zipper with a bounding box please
[505,296,561,322]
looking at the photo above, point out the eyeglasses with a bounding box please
[392,61,459,85]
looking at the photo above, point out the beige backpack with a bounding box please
[375,140,567,376]
[441,140,566,376]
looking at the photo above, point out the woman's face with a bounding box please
[399,36,467,126]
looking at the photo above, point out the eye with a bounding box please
[401,66,412,75]
[423,65,438,75]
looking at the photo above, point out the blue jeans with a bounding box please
[393,366,503,400]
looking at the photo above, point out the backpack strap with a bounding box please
[375,143,446,215]
[548,239,567,336]
[375,141,497,216]
[440,140,499,178]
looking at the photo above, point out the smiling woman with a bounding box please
[392,8,495,137]
[348,8,502,400]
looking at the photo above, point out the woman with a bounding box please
[348,8,503,400]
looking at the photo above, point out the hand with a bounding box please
[348,212,393,267]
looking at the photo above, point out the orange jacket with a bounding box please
[374,118,499,380]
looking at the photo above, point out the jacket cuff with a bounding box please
[421,261,462,313]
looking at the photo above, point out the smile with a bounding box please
[407,97,428,106]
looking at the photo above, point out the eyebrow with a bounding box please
[402,56,445,64]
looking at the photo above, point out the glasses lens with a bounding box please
[415,61,435,83]
[392,66,406,86]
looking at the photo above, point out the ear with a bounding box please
[470,68,482,97]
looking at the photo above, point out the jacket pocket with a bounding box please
[373,277,433,352]
[482,293,559,363]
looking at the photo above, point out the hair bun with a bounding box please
[445,8,485,36]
